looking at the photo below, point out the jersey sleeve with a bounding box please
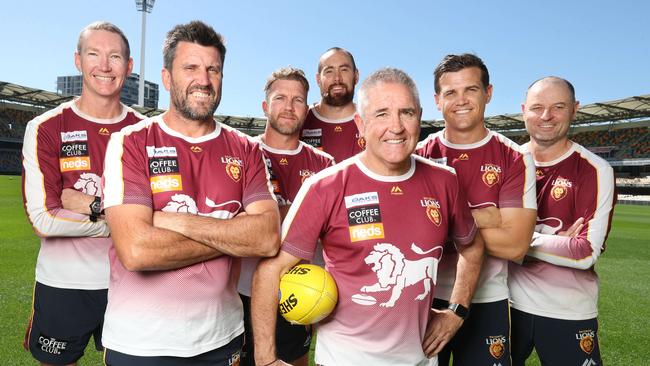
[242,141,275,208]
[22,118,109,238]
[499,150,537,209]
[280,180,327,261]
[103,129,153,209]
[449,174,478,247]
[526,163,615,269]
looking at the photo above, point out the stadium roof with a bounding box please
[2,81,649,134]
[420,93,650,131]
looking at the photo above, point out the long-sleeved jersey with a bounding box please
[21,100,142,289]
[509,142,616,320]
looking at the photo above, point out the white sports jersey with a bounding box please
[509,142,615,320]
[416,130,536,302]
[21,100,142,289]
[281,155,477,366]
[102,115,274,356]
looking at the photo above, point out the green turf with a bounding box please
[1,175,649,365]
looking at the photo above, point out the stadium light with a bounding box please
[135,0,155,107]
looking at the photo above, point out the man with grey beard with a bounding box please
[299,47,365,163]
[101,20,280,365]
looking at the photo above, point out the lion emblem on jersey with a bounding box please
[551,185,567,201]
[482,170,499,187]
[359,243,442,307]
[426,206,442,226]
[226,162,242,182]
[162,194,198,214]
[73,173,101,196]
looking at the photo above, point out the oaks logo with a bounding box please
[98,127,110,135]
[390,186,403,195]
[481,164,502,187]
[190,146,203,153]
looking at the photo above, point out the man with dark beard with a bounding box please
[299,47,365,163]
[101,21,280,365]
[238,66,334,366]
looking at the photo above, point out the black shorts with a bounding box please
[433,298,511,366]
[240,294,311,366]
[24,282,107,365]
[511,308,602,366]
[105,334,243,366]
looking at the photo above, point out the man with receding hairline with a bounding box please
[252,67,484,366]
[509,76,615,366]
[299,47,365,162]
[22,21,141,366]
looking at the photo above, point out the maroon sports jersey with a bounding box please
[281,155,477,365]
[416,129,536,302]
[509,142,615,320]
[102,115,274,357]
[238,139,334,296]
[22,100,142,289]
[299,106,364,163]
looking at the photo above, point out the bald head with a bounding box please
[526,76,575,104]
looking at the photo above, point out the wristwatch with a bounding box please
[89,196,102,222]
[447,303,470,320]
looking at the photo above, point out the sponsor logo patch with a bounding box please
[222,155,244,182]
[349,223,384,242]
[146,145,177,158]
[150,175,183,193]
[60,156,90,172]
[37,334,68,355]
[301,128,322,137]
[60,130,87,142]
[148,157,179,175]
[345,192,383,242]
[345,192,379,209]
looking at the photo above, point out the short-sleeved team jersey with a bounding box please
[299,106,364,163]
[21,100,143,290]
[509,142,615,320]
[238,139,334,296]
[101,115,275,357]
[416,130,536,302]
[281,155,477,366]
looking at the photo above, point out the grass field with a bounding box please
[1,174,649,365]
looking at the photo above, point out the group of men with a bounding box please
[21,19,615,366]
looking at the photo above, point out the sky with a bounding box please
[1,0,648,121]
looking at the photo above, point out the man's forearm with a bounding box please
[449,232,485,306]
[156,209,280,257]
[251,258,282,366]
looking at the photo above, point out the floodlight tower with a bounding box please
[135,0,155,107]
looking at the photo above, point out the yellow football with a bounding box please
[279,264,338,325]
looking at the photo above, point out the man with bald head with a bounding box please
[509,77,616,366]
[299,47,365,163]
